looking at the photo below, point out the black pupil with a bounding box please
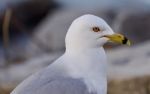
[93,27,100,32]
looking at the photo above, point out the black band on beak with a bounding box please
[122,37,128,44]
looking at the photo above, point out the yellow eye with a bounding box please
[92,27,101,32]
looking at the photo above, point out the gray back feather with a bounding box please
[11,67,96,94]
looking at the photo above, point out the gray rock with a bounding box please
[107,41,150,79]
[0,52,62,86]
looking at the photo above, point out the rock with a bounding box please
[107,41,150,94]
[108,76,150,94]
[0,52,62,86]
[107,41,150,79]
[0,0,59,66]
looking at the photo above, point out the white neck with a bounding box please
[64,47,107,94]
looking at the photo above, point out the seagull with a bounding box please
[11,14,130,94]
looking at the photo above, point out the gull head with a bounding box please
[65,14,130,51]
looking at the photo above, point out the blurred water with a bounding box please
[1,0,150,10]
[1,0,150,12]
[56,0,150,9]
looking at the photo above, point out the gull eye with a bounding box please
[92,27,101,32]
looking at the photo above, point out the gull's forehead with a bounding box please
[74,14,107,26]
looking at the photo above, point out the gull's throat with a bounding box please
[64,47,107,94]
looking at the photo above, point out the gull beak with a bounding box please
[104,33,131,46]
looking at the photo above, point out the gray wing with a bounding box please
[33,78,92,94]
[11,69,95,94]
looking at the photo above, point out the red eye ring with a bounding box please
[92,27,101,32]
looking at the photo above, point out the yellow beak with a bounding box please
[104,34,131,46]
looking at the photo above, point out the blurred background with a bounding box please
[0,0,150,94]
